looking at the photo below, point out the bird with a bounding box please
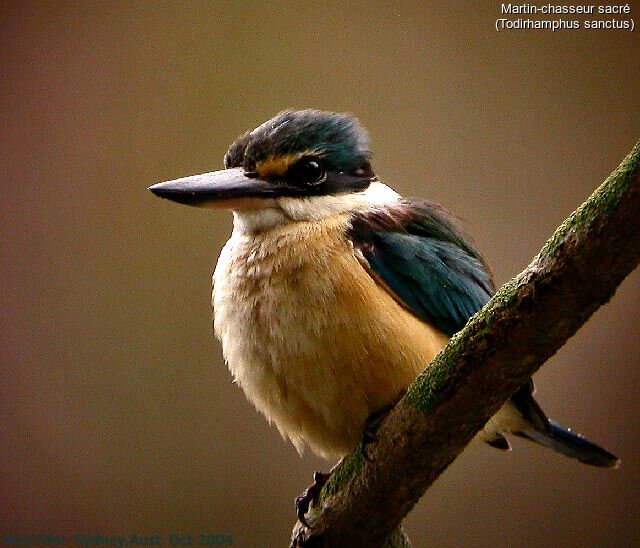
[149,109,618,519]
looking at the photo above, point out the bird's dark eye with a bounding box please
[287,158,325,186]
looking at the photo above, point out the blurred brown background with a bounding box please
[1,2,639,547]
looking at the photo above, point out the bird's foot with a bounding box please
[295,470,331,528]
[362,390,406,461]
[362,406,392,461]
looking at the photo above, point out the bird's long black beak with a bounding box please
[148,167,282,208]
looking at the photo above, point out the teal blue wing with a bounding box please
[348,200,494,337]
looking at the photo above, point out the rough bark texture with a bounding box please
[290,140,640,548]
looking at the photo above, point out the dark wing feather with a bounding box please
[348,199,494,336]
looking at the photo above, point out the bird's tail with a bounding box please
[497,380,620,468]
[514,420,620,468]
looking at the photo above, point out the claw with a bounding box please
[362,399,400,461]
[295,471,331,528]
[361,390,406,461]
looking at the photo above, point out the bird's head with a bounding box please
[149,110,399,230]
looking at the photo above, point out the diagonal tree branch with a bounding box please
[291,139,640,548]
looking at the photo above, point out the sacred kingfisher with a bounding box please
[149,109,618,509]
